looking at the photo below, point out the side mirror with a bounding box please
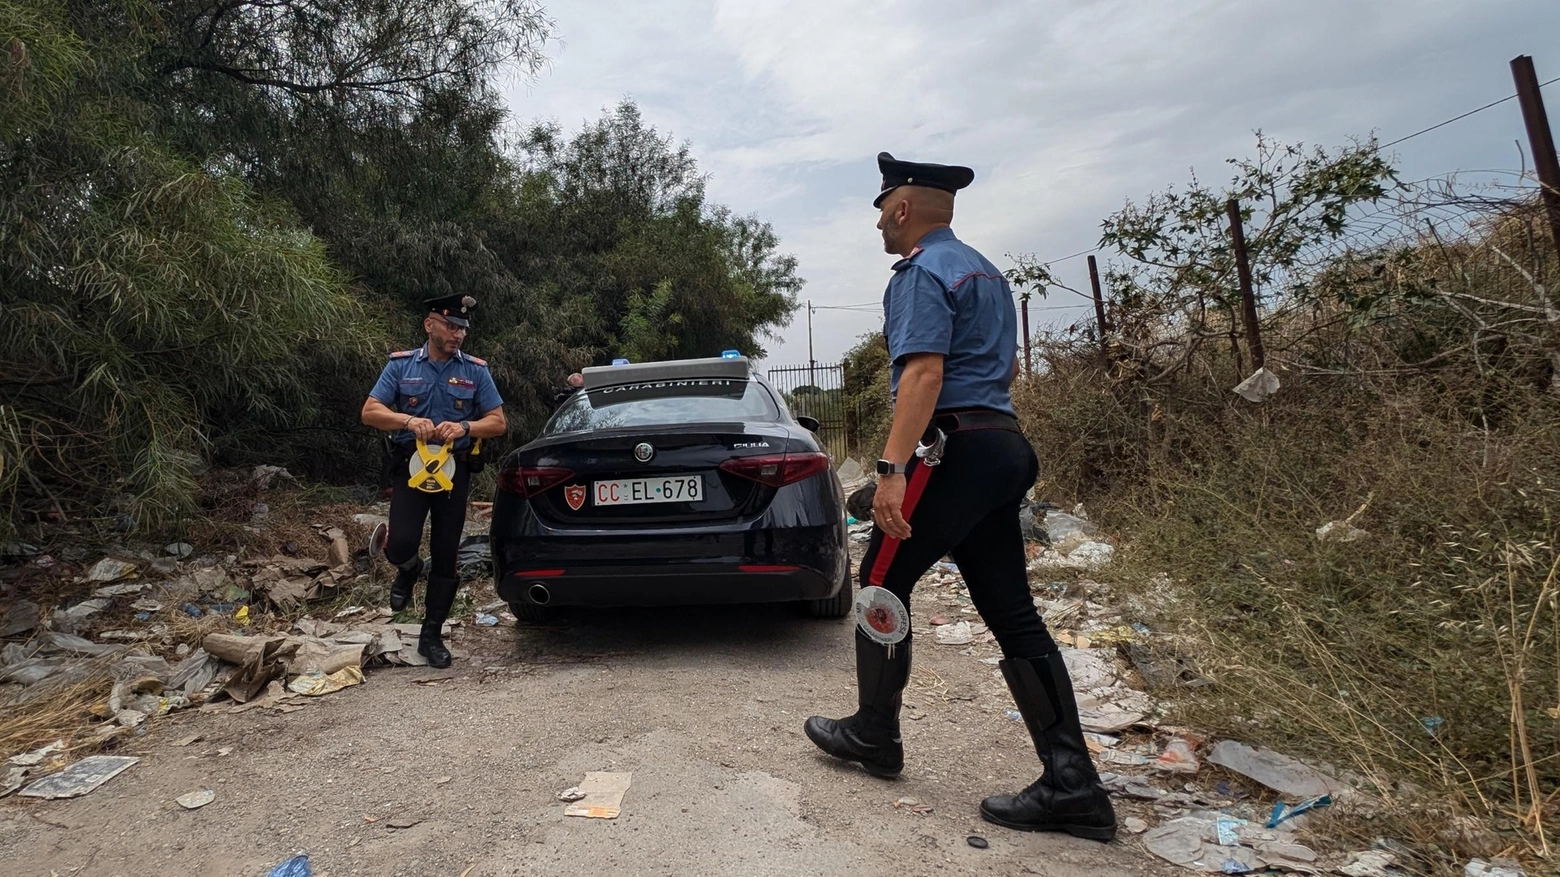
[796,415,821,433]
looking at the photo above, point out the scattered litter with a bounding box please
[252,465,295,489]
[1155,738,1201,774]
[1068,541,1116,568]
[1339,850,1398,877]
[132,598,164,613]
[183,603,204,618]
[177,789,216,810]
[1004,710,1022,723]
[934,621,975,646]
[557,787,587,803]
[1316,520,1368,544]
[85,558,137,582]
[1100,749,1154,767]
[1420,716,1445,736]
[1124,816,1149,834]
[1143,812,1317,873]
[1267,794,1330,828]
[966,836,989,850]
[287,667,365,697]
[1,600,41,636]
[2,767,26,797]
[1464,859,1526,877]
[387,817,421,830]
[93,583,147,597]
[20,755,139,799]
[1232,367,1280,403]
[1040,510,1098,552]
[563,771,632,819]
[1206,740,1344,799]
[1098,771,1166,800]
[165,542,194,559]
[434,776,453,786]
[474,613,499,627]
[10,739,66,767]
[265,854,312,877]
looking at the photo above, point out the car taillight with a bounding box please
[719,452,829,488]
[498,466,575,497]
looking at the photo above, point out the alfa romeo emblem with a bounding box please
[634,442,655,463]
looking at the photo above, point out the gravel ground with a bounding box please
[0,576,1177,877]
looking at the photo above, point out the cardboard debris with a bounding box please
[203,634,298,703]
[564,771,632,819]
[20,756,139,799]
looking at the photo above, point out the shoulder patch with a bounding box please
[389,349,416,359]
[462,354,488,367]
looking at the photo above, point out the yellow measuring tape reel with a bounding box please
[408,440,456,493]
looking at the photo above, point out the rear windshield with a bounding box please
[544,378,780,434]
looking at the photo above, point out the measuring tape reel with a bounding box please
[408,440,455,493]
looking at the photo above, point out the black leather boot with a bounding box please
[803,629,911,778]
[980,652,1117,841]
[417,574,457,669]
[389,555,423,612]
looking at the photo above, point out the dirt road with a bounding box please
[1,595,1172,876]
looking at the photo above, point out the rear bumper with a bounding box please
[498,563,840,608]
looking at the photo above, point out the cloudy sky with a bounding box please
[500,0,1560,369]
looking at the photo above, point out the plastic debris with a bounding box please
[177,789,216,810]
[93,583,148,597]
[1339,851,1398,877]
[1206,740,1343,799]
[182,603,204,618]
[1,600,41,637]
[20,755,139,799]
[1155,737,1201,774]
[934,621,975,646]
[1316,520,1368,543]
[475,613,499,627]
[1143,812,1317,873]
[563,771,632,819]
[85,558,137,582]
[287,667,365,697]
[1266,794,1331,828]
[165,542,194,559]
[1232,367,1280,403]
[265,855,312,877]
[966,836,989,849]
[557,787,587,803]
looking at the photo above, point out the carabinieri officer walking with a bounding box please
[361,294,506,668]
[803,153,1116,841]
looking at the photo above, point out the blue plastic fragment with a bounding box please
[181,603,203,618]
[1131,622,1152,636]
[135,612,151,621]
[1420,716,1445,735]
[1005,710,1023,722]
[265,855,311,877]
[1267,794,1332,828]
[846,516,858,526]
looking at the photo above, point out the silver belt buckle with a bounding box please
[915,427,948,467]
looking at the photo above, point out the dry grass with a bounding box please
[0,664,116,761]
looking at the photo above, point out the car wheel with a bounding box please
[508,600,554,624]
[807,567,854,618]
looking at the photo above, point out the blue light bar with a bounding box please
[611,358,630,366]
[721,349,741,359]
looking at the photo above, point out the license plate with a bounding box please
[593,476,702,506]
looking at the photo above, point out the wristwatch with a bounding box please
[876,459,908,476]
[462,421,472,437]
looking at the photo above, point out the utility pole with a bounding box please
[807,300,815,388]
[1087,255,1110,361]
[1226,198,1266,372]
[1020,297,1032,375]
[1512,55,1560,249]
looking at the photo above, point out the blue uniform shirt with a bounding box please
[369,345,504,451]
[883,227,1017,415]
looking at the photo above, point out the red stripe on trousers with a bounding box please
[868,461,935,587]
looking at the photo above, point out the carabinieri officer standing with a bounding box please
[803,153,1116,841]
[361,294,506,668]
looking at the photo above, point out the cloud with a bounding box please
[504,0,1560,367]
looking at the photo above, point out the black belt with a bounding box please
[931,408,1020,434]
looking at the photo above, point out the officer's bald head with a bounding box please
[877,186,955,256]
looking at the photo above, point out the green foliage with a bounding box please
[0,1,803,533]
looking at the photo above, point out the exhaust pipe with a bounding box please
[527,583,551,605]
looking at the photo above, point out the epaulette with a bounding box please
[462,354,488,367]
[389,349,417,359]
[891,245,925,273]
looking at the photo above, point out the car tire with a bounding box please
[508,600,554,624]
[807,567,854,618]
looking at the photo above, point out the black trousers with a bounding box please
[384,457,472,580]
[859,426,1057,658]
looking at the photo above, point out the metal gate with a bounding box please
[765,363,850,460]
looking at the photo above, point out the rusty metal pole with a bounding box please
[1226,198,1266,371]
[1020,296,1032,375]
[1512,55,1560,249]
[1087,255,1109,353]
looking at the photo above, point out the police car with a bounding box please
[491,353,851,621]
